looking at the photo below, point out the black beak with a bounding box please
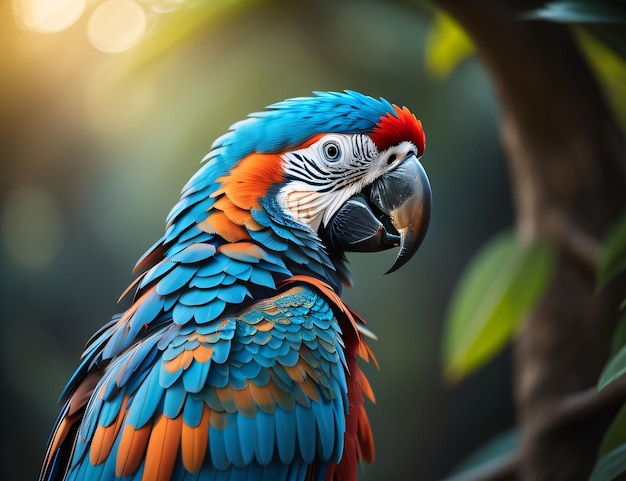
[323,155,431,273]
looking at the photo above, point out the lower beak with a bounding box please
[323,154,431,273]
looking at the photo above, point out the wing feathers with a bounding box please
[116,423,151,477]
[89,395,128,465]
[143,415,183,481]
[181,404,210,472]
[48,278,374,481]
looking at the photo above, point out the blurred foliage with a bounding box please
[599,338,626,391]
[425,12,474,78]
[592,211,626,481]
[589,443,626,481]
[598,401,626,460]
[443,231,554,383]
[576,29,626,133]
[597,210,626,290]
[442,429,519,481]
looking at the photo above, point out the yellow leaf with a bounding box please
[575,28,626,134]
[425,12,475,78]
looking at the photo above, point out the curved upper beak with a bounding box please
[323,154,431,273]
[371,155,432,273]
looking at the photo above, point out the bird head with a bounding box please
[159,91,431,289]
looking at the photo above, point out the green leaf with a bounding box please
[611,311,626,355]
[598,403,626,460]
[425,12,475,78]
[575,28,626,134]
[589,443,626,481]
[599,334,626,390]
[597,210,626,289]
[442,429,519,481]
[524,1,626,24]
[443,231,554,383]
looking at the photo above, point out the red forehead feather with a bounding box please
[370,105,426,155]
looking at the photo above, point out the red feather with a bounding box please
[370,105,426,155]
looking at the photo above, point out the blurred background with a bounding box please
[0,0,518,479]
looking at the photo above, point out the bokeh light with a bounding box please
[12,0,86,33]
[88,0,148,53]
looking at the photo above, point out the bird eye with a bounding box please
[322,141,341,162]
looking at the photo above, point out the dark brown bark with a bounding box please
[431,1,626,479]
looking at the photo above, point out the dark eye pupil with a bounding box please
[326,145,338,158]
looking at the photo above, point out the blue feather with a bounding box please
[170,243,217,264]
[156,265,199,296]
[163,380,186,417]
[311,400,336,461]
[183,357,212,394]
[217,284,250,304]
[173,302,196,325]
[236,414,257,466]
[189,272,226,289]
[223,261,254,279]
[223,420,245,468]
[209,424,230,470]
[205,363,229,389]
[128,366,165,428]
[182,395,205,427]
[195,299,227,323]
[180,287,219,307]
[249,268,276,289]
[197,254,231,277]
[99,389,126,426]
[254,410,275,465]
[140,259,176,289]
[274,408,297,464]
[295,403,317,463]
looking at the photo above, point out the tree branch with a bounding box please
[451,379,626,481]
[432,2,626,480]
[545,211,601,272]
[547,377,626,434]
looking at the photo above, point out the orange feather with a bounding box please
[218,242,266,260]
[143,415,182,481]
[198,211,249,242]
[233,386,257,418]
[248,381,277,413]
[116,424,151,477]
[209,409,227,429]
[213,196,263,231]
[192,345,214,364]
[181,404,210,473]
[213,152,285,211]
[357,403,375,463]
[90,395,129,465]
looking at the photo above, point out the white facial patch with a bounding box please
[278,134,418,232]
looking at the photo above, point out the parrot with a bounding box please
[39,90,431,481]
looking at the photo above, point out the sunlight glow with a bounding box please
[88,0,148,53]
[13,0,86,33]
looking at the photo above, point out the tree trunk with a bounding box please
[432,1,626,479]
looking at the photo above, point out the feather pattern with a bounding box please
[40,91,426,481]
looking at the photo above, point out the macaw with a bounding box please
[39,90,431,481]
